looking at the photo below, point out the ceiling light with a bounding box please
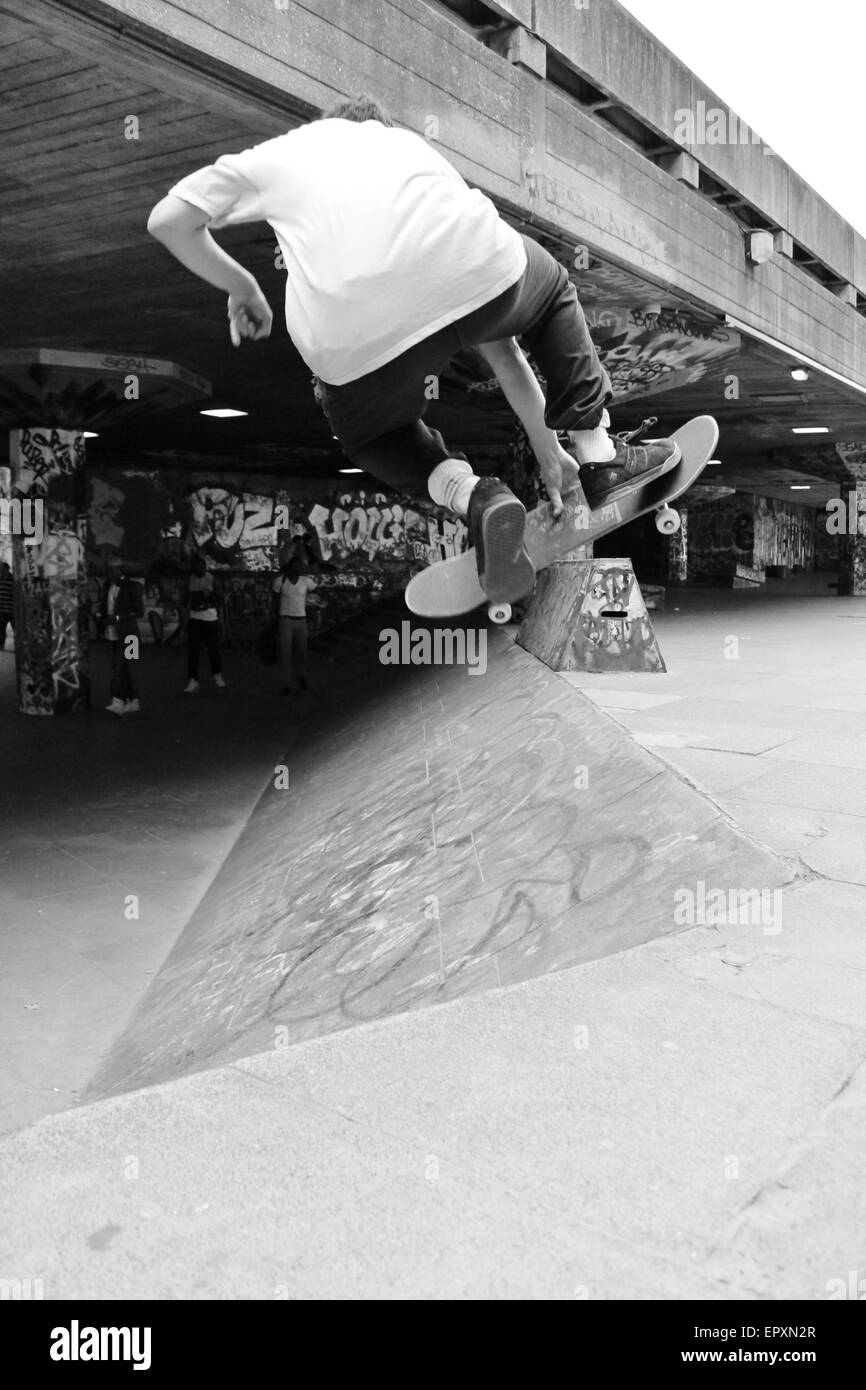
[200,408,248,418]
[792,426,829,434]
[82,431,99,438]
[339,467,364,474]
[790,484,811,490]
[790,368,810,382]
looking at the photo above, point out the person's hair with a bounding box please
[319,95,394,127]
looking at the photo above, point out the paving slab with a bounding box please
[0,943,862,1300]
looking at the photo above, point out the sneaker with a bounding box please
[184,678,199,694]
[466,476,534,604]
[106,697,126,716]
[124,698,140,713]
[213,674,226,689]
[578,431,681,511]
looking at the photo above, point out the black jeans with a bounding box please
[188,619,221,678]
[0,611,11,649]
[314,233,612,496]
[110,637,137,701]
[278,617,307,684]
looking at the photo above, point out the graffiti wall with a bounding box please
[687,492,816,582]
[9,427,89,715]
[583,306,740,403]
[86,468,468,642]
[447,306,739,414]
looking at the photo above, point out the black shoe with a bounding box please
[580,435,681,510]
[467,477,534,604]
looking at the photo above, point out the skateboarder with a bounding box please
[148,96,679,604]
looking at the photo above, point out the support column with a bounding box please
[665,507,688,584]
[9,426,88,715]
[838,481,866,596]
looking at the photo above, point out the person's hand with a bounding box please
[537,439,582,517]
[227,286,273,346]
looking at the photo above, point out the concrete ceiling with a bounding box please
[2,0,864,509]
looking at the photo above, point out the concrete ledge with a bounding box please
[1,940,863,1299]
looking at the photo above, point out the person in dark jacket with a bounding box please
[184,554,225,693]
[102,557,144,715]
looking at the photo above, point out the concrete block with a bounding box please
[487,24,547,78]
[834,282,858,306]
[518,558,666,673]
[657,150,700,188]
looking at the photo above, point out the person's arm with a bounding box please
[147,195,273,345]
[478,338,581,515]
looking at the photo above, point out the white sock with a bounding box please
[569,408,616,465]
[427,458,479,516]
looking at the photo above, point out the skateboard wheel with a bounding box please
[488,603,512,625]
[655,506,681,535]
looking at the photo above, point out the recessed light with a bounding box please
[792,426,829,434]
[200,408,248,418]
[339,467,364,474]
[791,368,810,382]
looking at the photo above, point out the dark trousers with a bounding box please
[313,233,612,496]
[0,611,11,649]
[109,637,137,701]
[279,617,308,684]
[188,619,222,678]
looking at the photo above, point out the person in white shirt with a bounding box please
[272,557,316,695]
[147,96,678,605]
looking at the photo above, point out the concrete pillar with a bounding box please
[665,508,688,584]
[838,481,866,596]
[9,427,89,715]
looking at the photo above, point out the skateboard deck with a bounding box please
[405,415,719,620]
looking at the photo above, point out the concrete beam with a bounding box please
[27,0,866,392]
[482,0,533,25]
[532,0,866,297]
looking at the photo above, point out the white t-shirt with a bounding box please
[188,573,217,622]
[273,574,316,617]
[168,119,527,386]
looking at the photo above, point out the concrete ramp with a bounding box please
[90,625,793,1100]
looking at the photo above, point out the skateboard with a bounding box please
[405,415,719,622]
